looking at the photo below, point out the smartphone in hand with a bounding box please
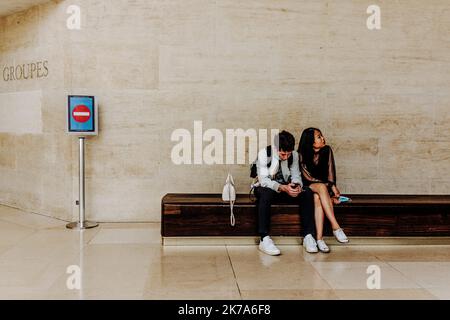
[290,183,300,190]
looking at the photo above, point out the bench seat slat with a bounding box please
[161,194,450,237]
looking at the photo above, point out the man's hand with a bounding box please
[279,184,302,197]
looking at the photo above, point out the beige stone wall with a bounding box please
[1,0,449,222]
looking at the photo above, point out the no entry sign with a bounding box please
[72,105,91,123]
[67,95,98,135]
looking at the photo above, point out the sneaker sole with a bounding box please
[258,246,281,256]
[303,247,318,254]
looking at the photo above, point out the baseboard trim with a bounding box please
[162,236,450,246]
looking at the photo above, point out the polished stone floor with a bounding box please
[0,205,449,300]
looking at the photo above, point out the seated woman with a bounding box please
[298,128,349,253]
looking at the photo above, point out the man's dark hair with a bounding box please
[274,130,295,152]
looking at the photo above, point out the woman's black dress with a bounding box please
[300,145,337,195]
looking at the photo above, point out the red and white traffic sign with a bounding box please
[72,105,91,123]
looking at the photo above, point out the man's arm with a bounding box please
[290,151,303,187]
[256,148,281,193]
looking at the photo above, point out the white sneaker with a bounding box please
[317,239,330,253]
[333,228,349,243]
[302,234,318,253]
[259,236,281,256]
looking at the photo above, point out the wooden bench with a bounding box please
[161,194,450,237]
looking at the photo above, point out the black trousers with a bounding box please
[255,186,316,238]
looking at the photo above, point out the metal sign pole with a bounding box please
[67,137,99,230]
[79,229,85,299]
[79,136,85,229]
[79,136,87,229]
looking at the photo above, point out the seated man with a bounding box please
[254,130,318,255]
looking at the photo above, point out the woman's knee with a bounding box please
[313,183,328,193]
[313,193,321,204]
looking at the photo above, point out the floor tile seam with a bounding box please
[225,245,243,300]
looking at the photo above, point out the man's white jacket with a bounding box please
[255,147,303,193]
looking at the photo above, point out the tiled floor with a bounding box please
[0,205,449,300]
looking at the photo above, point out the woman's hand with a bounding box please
[331,185,341,198]
[332,197,341,205]
[331,185,341,204]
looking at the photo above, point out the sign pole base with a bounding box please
[66,221,99,230]
[66,136,99,231]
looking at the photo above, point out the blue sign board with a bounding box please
[67,95,98,135]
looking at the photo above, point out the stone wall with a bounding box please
[1,0,449,222]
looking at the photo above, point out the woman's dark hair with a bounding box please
[298,127,322,170]
[274,130,295,152]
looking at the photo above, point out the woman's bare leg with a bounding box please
[309,183,341,231]
[314,193,325,240]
